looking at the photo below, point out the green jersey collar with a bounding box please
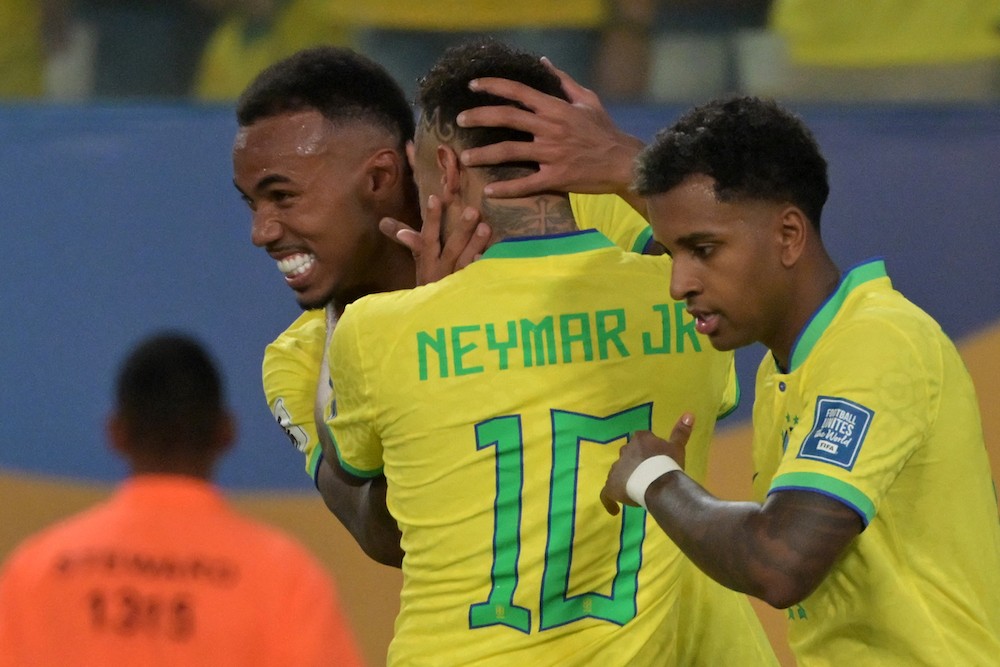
[480,229,615,260]
[786,258,888,372]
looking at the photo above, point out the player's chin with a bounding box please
[706,329,747,353]
[296,290,332,311]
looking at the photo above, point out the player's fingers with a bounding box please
[455,222,492,270]
[460,139,555,170]
[380,217,423,254]
[539,56,601,107]
[440,206,481,263]
[422,194,443,255]
[460,141,532,168]
[668,413,695,450]
[599,486,621,516]
[457,104,551,138]
[395,228,423,254]
[468,77,554,113]
[379,215,417,238]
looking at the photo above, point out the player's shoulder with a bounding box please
[268,310,325,350]
[603,240,672,275]
[571,193,653,254]
[341,281,453,326]
[264,310,326,372]
[836,283,942,353]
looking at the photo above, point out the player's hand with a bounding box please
[457,57,645,201]
[600,413,694,515]
[379,194,491,286]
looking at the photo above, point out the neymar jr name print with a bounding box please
[415,303,705,381]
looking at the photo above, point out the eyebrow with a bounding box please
[253,174,291,192]
[676,231,718,247]
[233,174,291,198]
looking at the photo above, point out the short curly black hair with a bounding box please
[236,46,414,150]
[635,96,829,229]
[416,38,568,180]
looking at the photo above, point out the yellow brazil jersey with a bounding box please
[262,308,327,481]
[570,192,654,254]
[326,231,774,666]
[751,259,1000,665]
[263,194,662,482]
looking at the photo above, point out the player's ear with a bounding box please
[437,144,461,201]
[778,205,808,267]
[367,148,405,198]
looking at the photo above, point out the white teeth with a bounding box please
[276,253,315,278]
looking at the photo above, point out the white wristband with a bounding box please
[625,455,681,510]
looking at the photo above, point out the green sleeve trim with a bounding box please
[307,446,323,487]
[632,226,654,254]
[770,471,876,525]
[717,376,741,421]
[325,423,383,479]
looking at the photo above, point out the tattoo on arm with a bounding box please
[647,476,862,608]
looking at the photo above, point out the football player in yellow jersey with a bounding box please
[602,96,1000,664]
[236,45,661,566]
[322,38,775,666]
[234,47,418,566]
[263,191,653,485]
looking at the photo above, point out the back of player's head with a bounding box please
[236,46,415,150]
[114,332,225,457]
[416,38,568,180]
[635,96,830,230]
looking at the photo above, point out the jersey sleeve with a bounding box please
[769,322,934,525]
[570,193,653,253]
[325,302,383,478]
[262,310,326,482]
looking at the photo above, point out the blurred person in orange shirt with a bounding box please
[0,332,363,667]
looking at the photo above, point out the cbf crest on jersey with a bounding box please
[797,396,874,470]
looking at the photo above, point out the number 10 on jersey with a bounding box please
[469,404,652,633]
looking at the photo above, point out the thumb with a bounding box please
[669,413,695,451]
[599,486,621,516]
[380,217,422,254]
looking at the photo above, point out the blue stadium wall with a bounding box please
[1,102,998,664]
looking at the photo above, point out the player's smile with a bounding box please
[277,252,317,288]
[233,109,405,311]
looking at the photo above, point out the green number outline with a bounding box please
[469,404,652,633]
